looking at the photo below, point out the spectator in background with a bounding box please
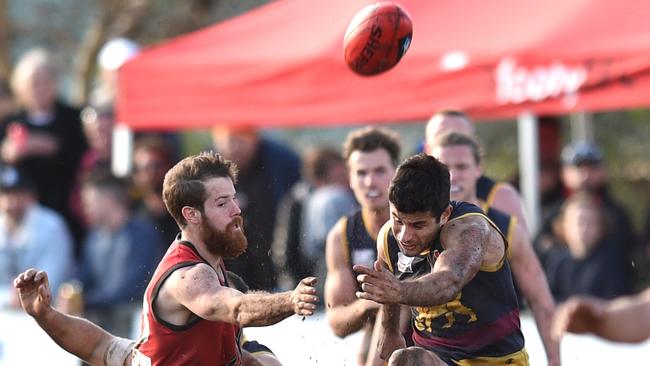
[69,103,115,231]
[0,167,73,308]
[212,125,301,291]
[543,192,633,302]
[272,175,311,290]
[273,148,357,299]
[63,170,162,337]
[301,148,356,257]
[536,142,636,275]
[79,103,114,173]
[131,136,178,247]
[0,47,88,249]
[91,38,181,159]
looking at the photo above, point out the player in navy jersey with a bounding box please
[429,132,558,365]
[356,154,528,366]
[424,110,529,233]
[324,127,401,366]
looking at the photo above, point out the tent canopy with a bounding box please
[118,0,650,130]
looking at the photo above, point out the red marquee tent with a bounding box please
[117,0,650,130]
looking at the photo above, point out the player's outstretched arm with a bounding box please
[13,269,134,366]
[324,220,379,338]
[553,289,650,343]
[169,263,318,327]
[509,222,560,366]
[355,216,489,307]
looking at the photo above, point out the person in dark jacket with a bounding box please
[543,191,633,302]
[1,48,87,250]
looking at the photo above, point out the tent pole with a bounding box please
[111,123,134,177]
[571,111,593,142]
[517,112,540,237]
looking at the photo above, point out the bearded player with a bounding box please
[16,151,319,366]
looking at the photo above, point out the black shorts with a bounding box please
[242,340,276,356]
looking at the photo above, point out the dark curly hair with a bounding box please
[389,153,450,219]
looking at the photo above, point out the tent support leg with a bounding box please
[570,111,593,141]
[517,112,540,237]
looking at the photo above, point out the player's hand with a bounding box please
[354,260,403,304]
[290,277,318,316]
[13,268,53,319]
[552,296,605,341]
[378,329,406,360]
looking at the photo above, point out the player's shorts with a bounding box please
[242,340,276,357]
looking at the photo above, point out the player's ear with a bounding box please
[439,205,452,225]
[181,206,201,225]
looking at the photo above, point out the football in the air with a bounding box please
[343,2,413,76]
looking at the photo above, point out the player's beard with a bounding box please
[200,216,248,259]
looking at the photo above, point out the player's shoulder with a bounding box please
[168,262,216,284]
[449,200,484,218]
[493,181,522,201]
[444,205,493,235]
[327,216,348,243]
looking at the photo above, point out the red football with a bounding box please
[343,2,413,76]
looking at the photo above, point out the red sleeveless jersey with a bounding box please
[132,241,242,366]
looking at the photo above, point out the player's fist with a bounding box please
[290,277,319,316]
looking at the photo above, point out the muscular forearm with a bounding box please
[236,291,294,327]
[327,300,377,338]
[529,298,560,365]
[513,239,560,365]
[36,307,112,365]
[593,294,650,343]
[381,303,402,333]
[377,304,406,360]
[401,272,459,307]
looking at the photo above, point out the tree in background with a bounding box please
[0,0,268,104]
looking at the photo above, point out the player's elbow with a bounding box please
[205,297,244,326]
[438,286,459,305]
[231,299,250,327]
[326,312,352,338]
[437,277,463,305]
[331,324,351,338]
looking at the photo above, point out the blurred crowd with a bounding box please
[0,40,648,345]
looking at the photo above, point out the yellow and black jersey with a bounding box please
[482,205,517,259]
[476,175,503,209]
[380,201,528,365]
[340,210,378,278]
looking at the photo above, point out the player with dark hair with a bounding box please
[356,154,528,366]
[325,126,401,366]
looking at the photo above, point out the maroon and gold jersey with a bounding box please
[380,201,528,365]
[133,240,242,366]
